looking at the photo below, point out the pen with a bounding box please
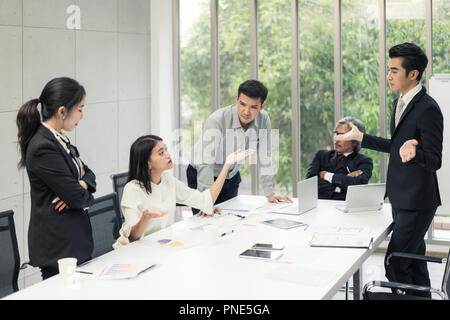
[220,230,234,237]
[76,270,93,275]
[234,213,245,219]
[368,237,374,250]
[346,166,350,173]
[304,224,310,231]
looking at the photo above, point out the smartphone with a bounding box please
[239,249,283,260]
[251,243,285,251]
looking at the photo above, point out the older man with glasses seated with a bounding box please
[306,116,373,200]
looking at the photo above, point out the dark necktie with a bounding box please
[63,139,83,179]
[336,154,345,165]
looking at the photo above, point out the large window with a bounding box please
[180,0,211,129]
[218,0,252,194]
[179,0,211,218]
[432,0,450,241]
[299,0,334,179]
[342,0,381,182]
[386,0,426,126]
[218,0,251,105]
[258,0,292,194]
[177,1,450,242]
[179,0,211,185]
[433,0,449,74]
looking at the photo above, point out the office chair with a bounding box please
[363,249,450,300]
[110,171,128,220]
[0,210,20,298]
[87,193,123,259]
[111,171,186,211]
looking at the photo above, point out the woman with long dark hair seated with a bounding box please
[113,135,253,248]
[16,77,96,280]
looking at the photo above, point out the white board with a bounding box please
[430,74,450,216]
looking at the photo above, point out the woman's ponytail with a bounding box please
[16,98,41,168]
[16,77,86,168]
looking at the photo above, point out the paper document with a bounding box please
[98,263,155,280]
[309,232,373,249]
[267,264,339,287]
[315,226,369,235]
[217,195,268,211]
[259,201,296,213]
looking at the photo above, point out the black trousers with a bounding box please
[40,265,59,280]
[186,164,241,215]
[385,206,437,297]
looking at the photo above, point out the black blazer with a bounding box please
[306,150,373,200]
[26,125,96,268]
[362,86,443,210]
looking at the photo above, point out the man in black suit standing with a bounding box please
[335,43,443,297]
[306,116,373,200]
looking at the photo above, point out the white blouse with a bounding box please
[113,171,213,248]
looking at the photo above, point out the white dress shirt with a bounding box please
[324,151,353,194]
[191,104,275,196]
[113,171,213,248]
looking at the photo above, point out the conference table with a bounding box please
[4,196,393,300]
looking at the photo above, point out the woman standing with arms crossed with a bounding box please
[16,77,96,280]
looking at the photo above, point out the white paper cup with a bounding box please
[58,257,77,275]
[203,225,219,245]
[57,257,78,288]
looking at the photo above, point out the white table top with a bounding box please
[4,197,393,300]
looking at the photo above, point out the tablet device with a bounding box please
[251,243,285,250]
[261,218,306,229]
[239,249,283,260]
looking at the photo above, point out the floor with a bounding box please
[332,251,447,300]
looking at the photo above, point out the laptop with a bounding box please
[336,183,386,213]
[270,176,318,215]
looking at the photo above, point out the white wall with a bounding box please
[0,0,153,289]
[150,0,176,142]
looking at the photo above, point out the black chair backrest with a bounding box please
[0,210,20,298]
[87,193,122,259]
[443,249,450,299]
[111,172,128,219]
[111,171,186,211]
[111,172,128,205]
